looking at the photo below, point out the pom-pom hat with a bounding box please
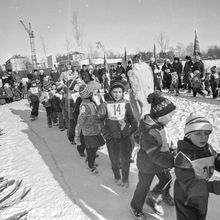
[147,91,176,118]
[79,84,93,99]
[184,113,212,136]
[109,80,124,93]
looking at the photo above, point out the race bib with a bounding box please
[107,103,125,120]
[30,87,38,94]
[191,156,215,180]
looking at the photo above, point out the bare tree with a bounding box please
[157,32,169,54]
[175,42,185,57]
[72,11,83,50]
[184,42,194,57]
[87,43,101,59]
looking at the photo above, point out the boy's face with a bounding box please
[111,87,123,101]
[188,130,211,148]
[157,111,175,125]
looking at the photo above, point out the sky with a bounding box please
[1,0,220,64]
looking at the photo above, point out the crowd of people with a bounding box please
[1,55,220,220]
[150,54,220,99]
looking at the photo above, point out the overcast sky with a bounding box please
[1,0,220,64]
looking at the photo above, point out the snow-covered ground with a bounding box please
[0,93,220,220]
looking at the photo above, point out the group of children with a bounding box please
[26,64,220,220]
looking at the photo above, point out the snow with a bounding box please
[0,94,220,220]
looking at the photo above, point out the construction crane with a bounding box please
[19,20,37,69]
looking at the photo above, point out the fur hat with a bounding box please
[109,80,124,93]
[184,113,212,136]
[79,84,93,99]
[147,91,176,118]
[185,56,191,61]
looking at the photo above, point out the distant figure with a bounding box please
[183,56,194,93]
[172,57,183,88]
[193,54,205,78]
[161,59,173,90]
[149,57,162,91]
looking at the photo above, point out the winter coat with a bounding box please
[80,69,92,84]
[50,70,60,82]
[173,61,183,76]
[174,138,220,207]
[28,86,40,102]
[193,60,205,77]
[192,72,203,89]
[40,91,51,107]
[136,114,174,174]
[96,96,138,140]
[75,99,101,137]
[210,73,219,90]
[150,62,161,79]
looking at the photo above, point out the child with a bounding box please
[97,80,138,187]
[40,82,56,127]
[174,113,220,220]
[28,80,41,121]
[170,71,179,95]
[204,72,211,96]
[210,66,219,99]
[74,84,105,174]
[191,70,205,97]
[130,91,176,219]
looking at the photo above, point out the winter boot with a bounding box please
[130,206,146,220]
[145,192,164,216]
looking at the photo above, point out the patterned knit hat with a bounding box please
[109,80,124,93]
[79,84,93,99]
[184,113,212,136]
[147,91,176,118]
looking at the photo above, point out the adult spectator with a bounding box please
[172,57,183,88]
[161,59,173,90]
[80,64,92,84]
[149,57,161,91]
[125,60,132,81]
[115,62,125,80]
[50,67,60,83]
[183,56,194,92]
[193,53,205,78]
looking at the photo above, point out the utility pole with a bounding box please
[20,20,38,69]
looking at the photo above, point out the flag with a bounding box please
[153,41,156,61]
[193,30,200,56]
[123,48,127,68]
[104,54,108,72]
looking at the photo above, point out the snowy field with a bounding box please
[0,94,220,220]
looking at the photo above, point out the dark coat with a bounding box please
[136,115,174,174]
[173,61,183,76]
[96,96,138,139]
[174,138,220,216]
[193,60,205,77]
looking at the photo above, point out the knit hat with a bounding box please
[147,91,176,118]
[184,113,212,136]
[79,84,93,99]
[109,80,124,93]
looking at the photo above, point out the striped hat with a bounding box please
[79,84,93,99]
[184,113,212,136]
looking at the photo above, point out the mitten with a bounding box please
[74,136,81,146]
